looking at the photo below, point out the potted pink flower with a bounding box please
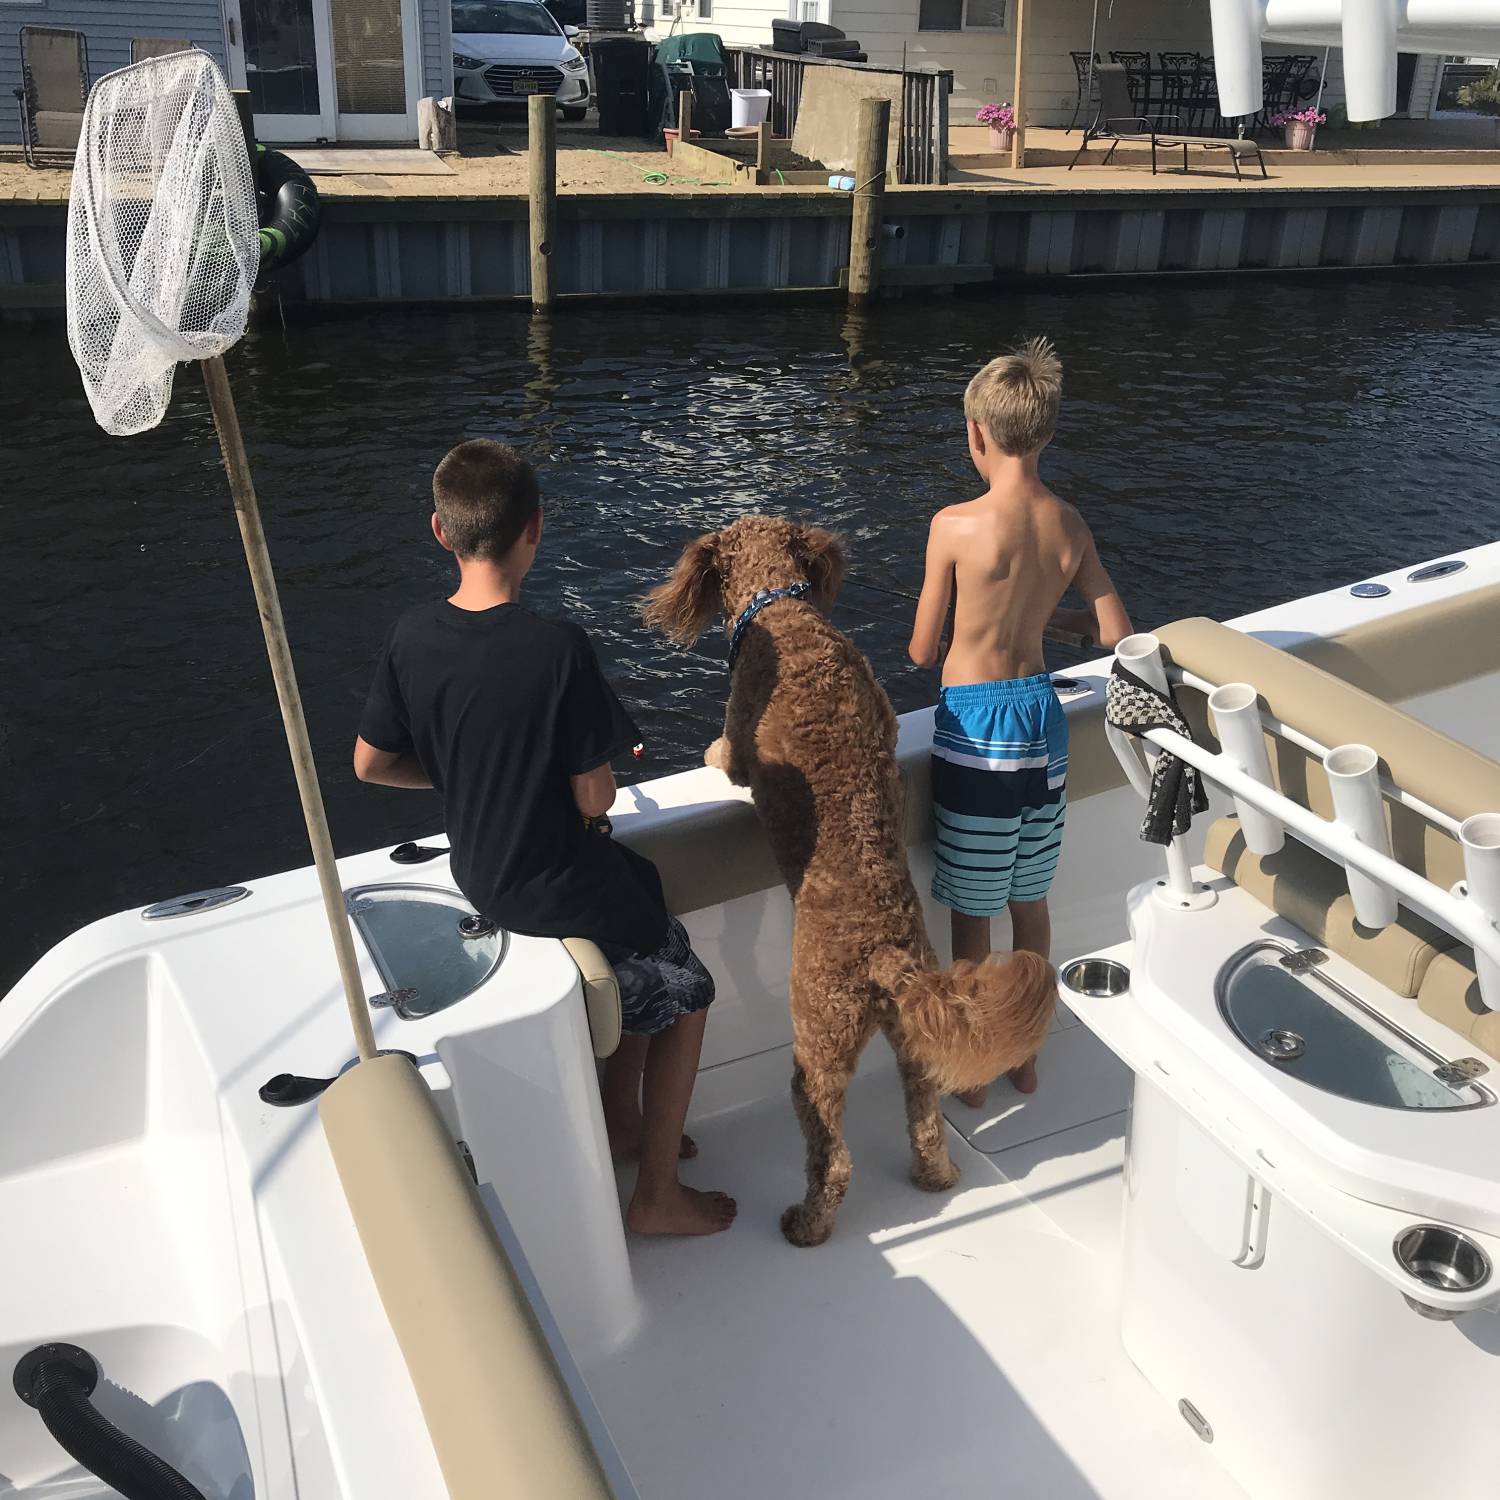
[1271,105,1326,151]
[976,101,1017,151]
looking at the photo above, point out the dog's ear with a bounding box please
[641,531,724,646]
[795,525,846,612]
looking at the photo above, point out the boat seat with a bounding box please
[561,937,621,1059]
[1416,949,1500,1060]
[1205,815,1457,998]
[1161,614,1500,894]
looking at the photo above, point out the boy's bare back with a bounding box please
[915,480,1123,687]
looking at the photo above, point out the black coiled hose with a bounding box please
[12,1344,208,1500]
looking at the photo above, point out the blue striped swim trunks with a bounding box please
[930,672,1068,917]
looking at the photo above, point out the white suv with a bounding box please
[453,1,592,120]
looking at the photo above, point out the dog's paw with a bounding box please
[704,736,731,773]
[780,1202,834,1248]
[911,1154,961,1193]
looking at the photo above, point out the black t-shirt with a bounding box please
[359,601,669,955]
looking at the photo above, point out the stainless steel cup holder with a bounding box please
[1394,1224,1491,1318]
[1061,957,1130,998]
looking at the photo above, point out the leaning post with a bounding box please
[528,94,557,311]
[1010,0,1028,168]
[847,95,891,308]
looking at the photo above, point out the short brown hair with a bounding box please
[432,439,540,559]
[964,336,1062,456]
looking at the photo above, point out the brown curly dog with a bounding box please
[643,516,1056,1247]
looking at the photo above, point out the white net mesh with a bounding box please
[66,51,259,436]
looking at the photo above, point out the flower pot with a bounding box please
[988,124,1015,151]
[1283,121,1316,151]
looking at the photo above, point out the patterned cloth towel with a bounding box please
[1105,661,1209,845]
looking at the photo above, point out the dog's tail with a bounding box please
[870,946,1057,1093]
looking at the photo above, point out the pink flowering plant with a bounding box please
[1270,105,1326,127]
[976,102,1016,129]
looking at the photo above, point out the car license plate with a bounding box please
[514,79,540,93]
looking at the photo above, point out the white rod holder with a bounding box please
[1208,682,1284,857]
[1113,632,1202,906]
[1116,631,1169,694]
[1324,743,1397,929]
[1460,812,1500,1014]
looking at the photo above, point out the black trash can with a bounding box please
[592,35,651,137]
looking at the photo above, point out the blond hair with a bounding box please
[963,336,1062,456]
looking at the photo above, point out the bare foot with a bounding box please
[605,1113,697,1165]
[1008,1058,1040,1094]
[627,1183,737,1236]
[955,1085,989,1108]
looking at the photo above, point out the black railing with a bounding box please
[724,47,951,185]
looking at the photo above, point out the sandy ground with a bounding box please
[4,116,1498,203]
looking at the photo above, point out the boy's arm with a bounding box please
[353,736,433,789]
[1068,531,1133,650]
[571,763,617,819]
[907,516,955,670]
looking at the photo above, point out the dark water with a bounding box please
[4,275,1499,990]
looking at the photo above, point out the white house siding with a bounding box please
[644,0,787,51]
[829,0,1356,125]
[0,0,227,144]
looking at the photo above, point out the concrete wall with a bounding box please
[0,0,228,145]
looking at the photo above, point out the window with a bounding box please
[918,0,1004,30]
[699,0,712,16]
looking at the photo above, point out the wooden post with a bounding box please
[231,88,257,164]
[755,118,771,182]
[200,355,378,1066]
[678,88,694,145]
[1010,0,1027,169]
[847,95,890,307]
[527,94,556,311]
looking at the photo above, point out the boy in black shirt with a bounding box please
[355,439,735,1237]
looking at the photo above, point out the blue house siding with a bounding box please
[423,0,453,101]
[1,0,228,144]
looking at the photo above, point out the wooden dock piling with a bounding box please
[528,95,557,311]
[847,97,890,307]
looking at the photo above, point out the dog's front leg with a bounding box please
[781,1049,856,1248]
[705,699,753,786]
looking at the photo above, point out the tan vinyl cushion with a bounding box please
[1205,816,1455,998]
[623,587,1500,919]
[320,1055,615,1500]
[561,937,621,1059]
[1417,949,1500,1060]
[1161,615,1500,892]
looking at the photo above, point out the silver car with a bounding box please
[453,0,591,120]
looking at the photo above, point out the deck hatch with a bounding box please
[1215,942,1490,1112]
[346,883,506,1020]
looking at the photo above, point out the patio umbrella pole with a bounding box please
[1011,0,1028,167]
[1085,0,1099,127]
[1314,45,1331,115]
[201,354,379,1065]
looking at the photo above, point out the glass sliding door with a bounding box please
[234,0,336,139]
[227,0,421,142]
[329,0,422,140]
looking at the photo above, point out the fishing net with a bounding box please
[66,51,258,436]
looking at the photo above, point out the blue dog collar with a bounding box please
[727,581,811,669]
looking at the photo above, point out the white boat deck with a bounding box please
[587,1014,1245,1500]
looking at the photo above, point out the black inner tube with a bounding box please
[12,1344,207,1500]
[257,146,321,272]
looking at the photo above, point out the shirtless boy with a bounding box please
[908,338,1133,1106]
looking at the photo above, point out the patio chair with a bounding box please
[1069,63,1179,171]
[1252,54,1295,134]
[1069,50,1100,132]
[130,38,191,64]
[13,26,89,169]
